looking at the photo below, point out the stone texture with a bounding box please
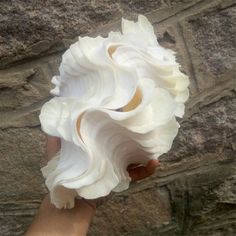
[0,0,122,68]
[0,56,60,129]
[119,0,204,22]
[119,0,165,14]
[216,175,236,204]
[0,215,35,236]
[165,93,236,161]
[180,3,236,90]
[0,108,41,129]
[89,187,171,236]
[0,0,205,69]
[0,128,47,202]
[0,0,236,235]
[0,67,51,111]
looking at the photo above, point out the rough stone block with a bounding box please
[0,68,48,111]
[0,0,203,68]
[180,4,236,90]
[0,128,46,202]
[0,59,58,128]
[0,0,121,68]
[89,187,171,236]
[0,215,34,236]
[162,92,236,162]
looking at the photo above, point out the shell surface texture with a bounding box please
[39,15,189,209]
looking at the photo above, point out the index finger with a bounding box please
[46,135,61,161]
[128,159,159,181]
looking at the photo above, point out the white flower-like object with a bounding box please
[39,15,189,209]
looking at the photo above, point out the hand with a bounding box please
[25,136,159,236]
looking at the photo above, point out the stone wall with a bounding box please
[0,0,235,235]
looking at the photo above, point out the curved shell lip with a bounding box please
[100,68,139,110]
[59,46,140,111]
[98,79,155,121]
[112,139,153,168]
[97,120,175,153]
[49,132,115,191]
[113,44,178,69]
[79,110,168,171]
[45,146,95,191]
[79,111,153,184]
[56,159,103,189]
[98,88,177,134]
[49,153,121,200]
[40,97,102,149]
[75,163,120,199]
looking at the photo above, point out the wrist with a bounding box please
[72,198,96,235]
[80,198,97,212]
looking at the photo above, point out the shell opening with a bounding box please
[108,45,120,58]
[122,87,142,112]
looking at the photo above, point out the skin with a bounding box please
[25,136,159,236]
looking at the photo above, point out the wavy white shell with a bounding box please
[39,15,189,209]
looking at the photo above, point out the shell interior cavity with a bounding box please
[39,15,189,209]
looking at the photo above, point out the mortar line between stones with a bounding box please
[155,0,205,24]
[219,2,236,11]
[0,51,63,72]
[153,0,222,26]
[175,23,199,93]
[0,96,51,129]
[0,96,51,117]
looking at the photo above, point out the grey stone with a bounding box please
[0,68,49,111]
[0,128,47,202]
[0,0,204,69]
[216,175,236,204]
[180,4,236,90]
[89,187,171,236]
[0,215,34,236]
[0,0,122,68]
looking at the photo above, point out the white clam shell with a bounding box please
[39,15,189,209]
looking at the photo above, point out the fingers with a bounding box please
[146,159,159,174]
[46,135,61,161]
[127,159,159,181]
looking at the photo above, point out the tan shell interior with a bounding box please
[122,87,142,112]
[76,88,142,138]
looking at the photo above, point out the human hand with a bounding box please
[27,136,159,236]
[127,160,159,181]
